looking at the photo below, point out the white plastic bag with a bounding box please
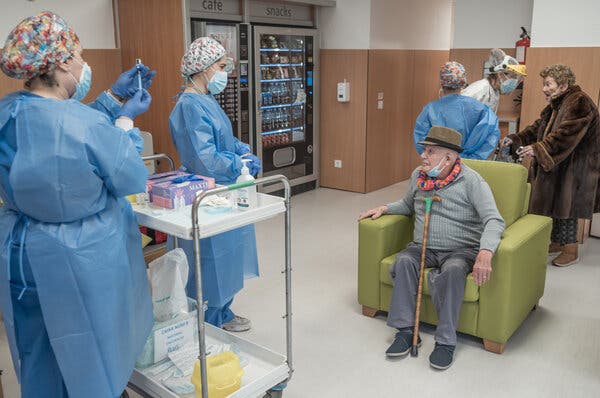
[149,248,189,322]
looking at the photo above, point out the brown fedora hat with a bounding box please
[418,126,463,153]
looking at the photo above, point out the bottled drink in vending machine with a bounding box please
[280,82,286,103]
[268,109,275,131]
[291,107,299,127]
[278,110,285,129]
[262,109,271,132]
[270,109,277,130]
[262,91,271,106]
[275,109,283,129]
[261,110,267,131]
[274,84,281,104]
[269,84,275,105]
[276,83,282,104]
[282,83,290,103]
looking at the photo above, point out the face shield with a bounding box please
[505,64,527,77]
[224,57,234,73]
[490,56,527,76]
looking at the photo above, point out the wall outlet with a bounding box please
[334,160,342,168]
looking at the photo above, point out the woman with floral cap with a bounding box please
[169,37,262,332]
[413,61,500,160]
[0,12,154,398]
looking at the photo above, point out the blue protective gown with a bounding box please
[0,91,153,398]
[413,94,500,160]
[169,92,259,327]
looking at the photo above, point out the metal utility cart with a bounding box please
[129,155,293,398]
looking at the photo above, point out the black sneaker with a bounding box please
[429,342,455,370]
[385,329,422,357]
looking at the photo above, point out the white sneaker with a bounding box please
[222,315,251,332]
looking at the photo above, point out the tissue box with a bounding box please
[151,174,216,209]
[146,171,188,201]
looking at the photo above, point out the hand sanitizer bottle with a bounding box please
[236,159,256,211]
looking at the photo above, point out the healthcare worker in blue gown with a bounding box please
[169,37,261,332]
[0,12,156,398]
[413,61,500,160]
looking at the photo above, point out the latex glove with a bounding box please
[111,63,156,99]
[242,154,262,176]
[117,89,152,119]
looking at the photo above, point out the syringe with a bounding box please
[135,59,143,92]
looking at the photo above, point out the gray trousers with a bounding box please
[386,242,478,345]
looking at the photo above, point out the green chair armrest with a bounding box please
[477,213,552,343]
[358,215,414,309]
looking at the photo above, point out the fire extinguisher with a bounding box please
[515,26,530,65]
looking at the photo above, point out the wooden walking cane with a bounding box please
[410,195,441,357]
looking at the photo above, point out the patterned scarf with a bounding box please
[417,158,462,191]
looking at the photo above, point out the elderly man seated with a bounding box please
[359,126,505,370]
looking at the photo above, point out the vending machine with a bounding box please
[186,0,320,194]
[253,26,318,193]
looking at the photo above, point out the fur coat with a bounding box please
[508,85,600,219]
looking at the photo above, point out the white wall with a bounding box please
[0,0,116,49]
[319,0,371,49]
[531,0,600,47]
[369,0,453,50]
[453,0,533,48]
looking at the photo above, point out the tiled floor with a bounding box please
[2,181,599,397]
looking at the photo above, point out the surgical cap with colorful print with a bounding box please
[439,61,467,89]
[1,11,80,80]
[180,37,227,77]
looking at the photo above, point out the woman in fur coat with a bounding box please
[504,64,600,267]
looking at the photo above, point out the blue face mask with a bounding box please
[500,78,518,94]
[426,158,447,178]
[207,70,228,94]
[70,61,92,101]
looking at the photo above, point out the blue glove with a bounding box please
[243,154,262,176]
[117,89,152,119]
[111,63,156,99]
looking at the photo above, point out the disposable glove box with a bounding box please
[151,174,216,209]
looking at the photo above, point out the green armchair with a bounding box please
[358,159,552,353]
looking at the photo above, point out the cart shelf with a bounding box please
[132,193,285,240]
[129,324,289,398]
